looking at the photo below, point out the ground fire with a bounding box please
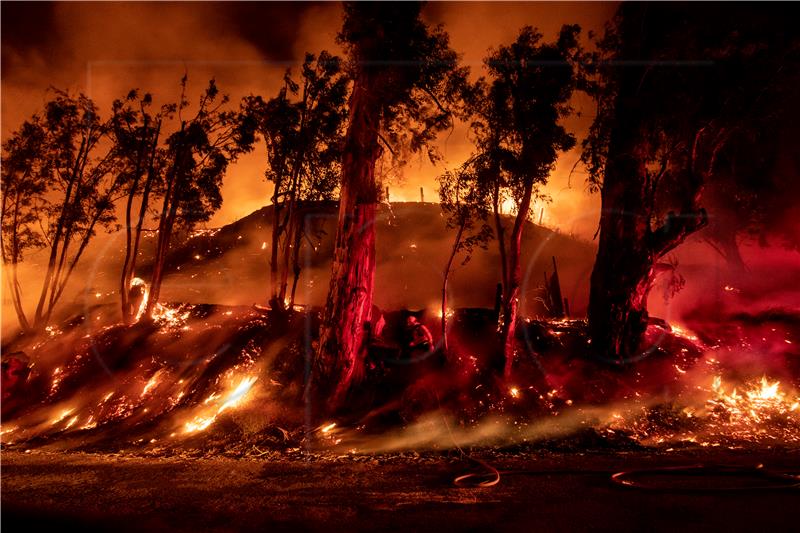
[2,2,800,531]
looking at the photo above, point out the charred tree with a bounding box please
[315,2,467,410]
[583,4,799,361]
[437,165,492,353]
[467,25,583,378]
[246,52,347,313]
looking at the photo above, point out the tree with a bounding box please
[315,1,469,409]
[1,90,127,332]
[437,163,492,352]
[581,4,800,361]
[145,78,256,316]
[246,51,348,312]
[111,90,175,323]
[470,26,583,378]
[1,121,49,331]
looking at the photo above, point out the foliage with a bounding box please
[1,90,127,330]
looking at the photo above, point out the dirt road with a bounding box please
[3,448,799,532]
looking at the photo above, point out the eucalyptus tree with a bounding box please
[1,91,127,331]
[246,51,348,312]
[471,25,584,378]
[315,1,470,408]
[581,4,800,361]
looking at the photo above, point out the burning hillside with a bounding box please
[3,302,799,456]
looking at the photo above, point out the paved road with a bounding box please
[2,449,799,532]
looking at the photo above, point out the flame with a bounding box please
[151,303,191,330]
[130,277,149,321]
[670,324,699,342]
[617,375,800,447]
[500,197,516,215]
[183,376,258,434]
[141,371,164,398]
[50,408,75,426]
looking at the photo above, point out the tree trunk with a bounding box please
[288,211,305,309]
[146,134,185,317]
[587,5,707,361]
[120,118,149,323]
[441,222,465,353]
[315,72,381,411]
[269,180,283,308]
[4,191,30,331]
[499,179,533,379]
[125,120,161,322]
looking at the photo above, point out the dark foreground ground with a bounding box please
[3,448,799,532]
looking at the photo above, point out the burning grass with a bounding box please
[2,305,799,457]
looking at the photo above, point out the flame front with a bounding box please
[183,376,258,434]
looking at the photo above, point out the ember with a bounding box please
[1,2,799,529]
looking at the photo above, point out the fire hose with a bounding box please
[454,462,800,491]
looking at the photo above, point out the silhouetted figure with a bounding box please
[404,315,433,361]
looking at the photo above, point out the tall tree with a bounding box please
[145,78,256,316]
[582,4,800,361]
[315,1,468,409]
[2,91,127,331]
[471,26,583,378]
[111,90,174,323]
[437,163,492,352]
[246,51,348,312]
[1,121,49,331]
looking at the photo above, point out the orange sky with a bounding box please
[2,1,617,239]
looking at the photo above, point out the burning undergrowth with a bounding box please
[2,305,799,456]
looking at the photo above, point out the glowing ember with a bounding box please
[616,375,800,447]
[670,324,700,342]
[141,371,164,398]
[151,303,191,330]
[50,408,75,426]
[130,278,148,321]
[509,387,520,398]
[183,376,258,434]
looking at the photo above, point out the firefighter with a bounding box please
[404,314,433,361]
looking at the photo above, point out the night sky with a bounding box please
[1,1,615,233]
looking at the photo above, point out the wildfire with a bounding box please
[141,371,164,398]
[670,324,700,343]
[617,375,800,447]
[130,277,148,321]
[706,376,800,436]
[151,303,191,330]
[436,308,454,319]
[183,376,258,434]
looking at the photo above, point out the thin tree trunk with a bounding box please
[4,191,30,331]
[269,178,283,308]
[147,131,184,316]
[33,168,80,326]
[127,120,161,319]
[288,211,305,309]
[315,72,381,410]
[441,222,465,353]
[120,117,149,323]
[499,179,533,379]
[278,213,294,304]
